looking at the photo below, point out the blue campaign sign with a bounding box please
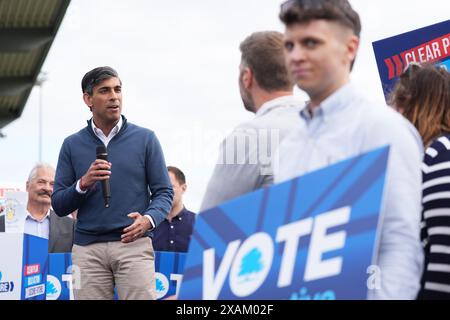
[155,251,186,299]
[178,146,390,300]
[47,253,72,300]
[372,19,450,102]
[46,251,186,300]
[21,234,48,300]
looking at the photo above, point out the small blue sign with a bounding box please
[47,253,72,300]
[155,251,186,299]
[21,234,48,300]
[373,19,450,102]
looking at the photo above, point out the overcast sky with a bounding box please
[0,0,448,211]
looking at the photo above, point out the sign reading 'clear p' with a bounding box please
[372,19,450,102]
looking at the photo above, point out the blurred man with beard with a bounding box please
[200,31,304,211]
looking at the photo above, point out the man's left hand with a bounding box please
[121,212,151,243]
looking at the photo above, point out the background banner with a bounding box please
[372,19,450,102]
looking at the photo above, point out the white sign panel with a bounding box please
[0,233,24,300]
[4,191,27,234]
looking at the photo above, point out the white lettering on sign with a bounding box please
[170,274,183,298]
[276,217,313,287]
[304,207,350,281]
[202,207,351,299]
[24,264,40,276]
[25,284,45,299]
[26,275,41,286]
[442,36,450,55]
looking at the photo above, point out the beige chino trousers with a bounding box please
[72,237,155,300]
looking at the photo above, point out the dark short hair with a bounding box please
[239,31,293,92]
[167,166,186,185]
[279,0,361,38]
[81,66,120,95]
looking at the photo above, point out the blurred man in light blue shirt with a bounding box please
[200,31,303,211]
[275,0,423,299]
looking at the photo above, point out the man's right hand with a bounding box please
[80,159,112,190]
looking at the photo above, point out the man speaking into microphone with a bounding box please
[52,66,173,300]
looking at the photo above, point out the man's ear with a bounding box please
[346,35,360,65]
[181,183,187,193]
[83,92,93,111]
[242,67,253,89]
[26,181,30,193]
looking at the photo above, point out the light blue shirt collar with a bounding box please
[26,209,50,222]
[300,82,354,123]
[24,209,50,239]
[256,95,304,117]
[91,116,123,146]
[91,116,123,137]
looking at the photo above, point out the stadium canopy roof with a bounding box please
[0,0,70,131]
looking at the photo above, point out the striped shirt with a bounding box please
[419,135,450,299]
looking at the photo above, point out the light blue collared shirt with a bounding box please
[274,83,424,300]
[91,116,123,147]
[24,210,50,239]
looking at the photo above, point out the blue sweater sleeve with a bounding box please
[52,138,87,217]
[143,132,174,227]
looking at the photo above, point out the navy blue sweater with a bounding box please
[52,116,174,245]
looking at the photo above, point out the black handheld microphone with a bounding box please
[96,145,111,208]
